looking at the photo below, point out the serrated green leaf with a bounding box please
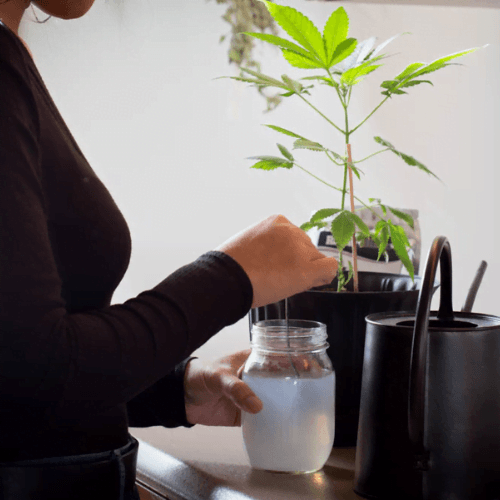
[400,79,433,88]
[311,208,342,223]
[374,137,439,179]
[277,143,294,161]
[394,62,426,81]
[376,223,390,261]
[293,138,325,151]
[388,222,414,280]
[341,62,381,86]
[239,67,290,90]
[331,211,356,252]
[243,32,315,61]
[348,212,370,237]
[329,38,358,68]
[374,219,386,234]
[264,125,305,139]
[387,207,414,229]
[262,1,327,64]
[373,135,394,149]
[282,50,325,69]
[350,164,362,180]
[385,47,481,97]
[281,74,303,93]
[347,260,354,283]
[300,221,328,232]
[248,156,294,170]
[380,80,397,89]
[381,204,388,217]
[323,7,349,64]
[329,150,345,162]
[411,47,479,79]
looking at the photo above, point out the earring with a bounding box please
[31,4,51,24]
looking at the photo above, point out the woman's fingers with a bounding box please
[215,214,338,308]
[205,369,262,414]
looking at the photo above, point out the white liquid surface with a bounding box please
[242,373,335,473]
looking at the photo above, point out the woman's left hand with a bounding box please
[184,349,263,426]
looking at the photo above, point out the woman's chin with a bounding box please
[31,0,96,20]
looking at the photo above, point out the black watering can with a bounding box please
[354,236,500,500]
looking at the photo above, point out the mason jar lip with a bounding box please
[252,319,326,336]
[249,343,330,354]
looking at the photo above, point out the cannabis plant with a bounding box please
[225,1,479,292]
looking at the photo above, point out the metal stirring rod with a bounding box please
[285,298,300,378]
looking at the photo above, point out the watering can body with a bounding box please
[354,237,500,500]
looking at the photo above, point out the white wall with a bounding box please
[21,0,500,361]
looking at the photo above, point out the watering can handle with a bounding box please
[408,236,454,463]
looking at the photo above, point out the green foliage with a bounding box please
[221,1,482,290]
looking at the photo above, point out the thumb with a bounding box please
[309,257,338,287]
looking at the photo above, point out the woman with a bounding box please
[0,1,338,498]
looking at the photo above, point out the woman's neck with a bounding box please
[0,2,33,58]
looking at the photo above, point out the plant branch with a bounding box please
[325,151,344,166]
[297,93,346,136]
[354,148,391,164]
[295,163,344,192]
[350,96,390,135]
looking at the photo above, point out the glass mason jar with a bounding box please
[241,319,335,474]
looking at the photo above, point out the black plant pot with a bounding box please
[249,271,427,447]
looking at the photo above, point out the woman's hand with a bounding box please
[184,350,262,427]
[215,214,338,308]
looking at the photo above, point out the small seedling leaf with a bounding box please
[277,143,294,161]
[293,138,325,151]
[248,156,294,170]
[387,207,414,229]
[264,124,305,139]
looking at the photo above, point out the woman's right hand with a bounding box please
[215,214,338,308]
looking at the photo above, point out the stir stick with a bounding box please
[347,144,359,292]
[285,298,300,378]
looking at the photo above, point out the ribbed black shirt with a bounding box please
[0,21,252,461]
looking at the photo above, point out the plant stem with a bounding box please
[297,94,345,136]
[350,96,389,135]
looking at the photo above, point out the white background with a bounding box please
[20,0,500,361]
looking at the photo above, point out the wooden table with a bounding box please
[131,425,361,500]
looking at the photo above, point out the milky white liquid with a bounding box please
[242,373,335,473]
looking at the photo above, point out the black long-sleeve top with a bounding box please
[0,21,253,461]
